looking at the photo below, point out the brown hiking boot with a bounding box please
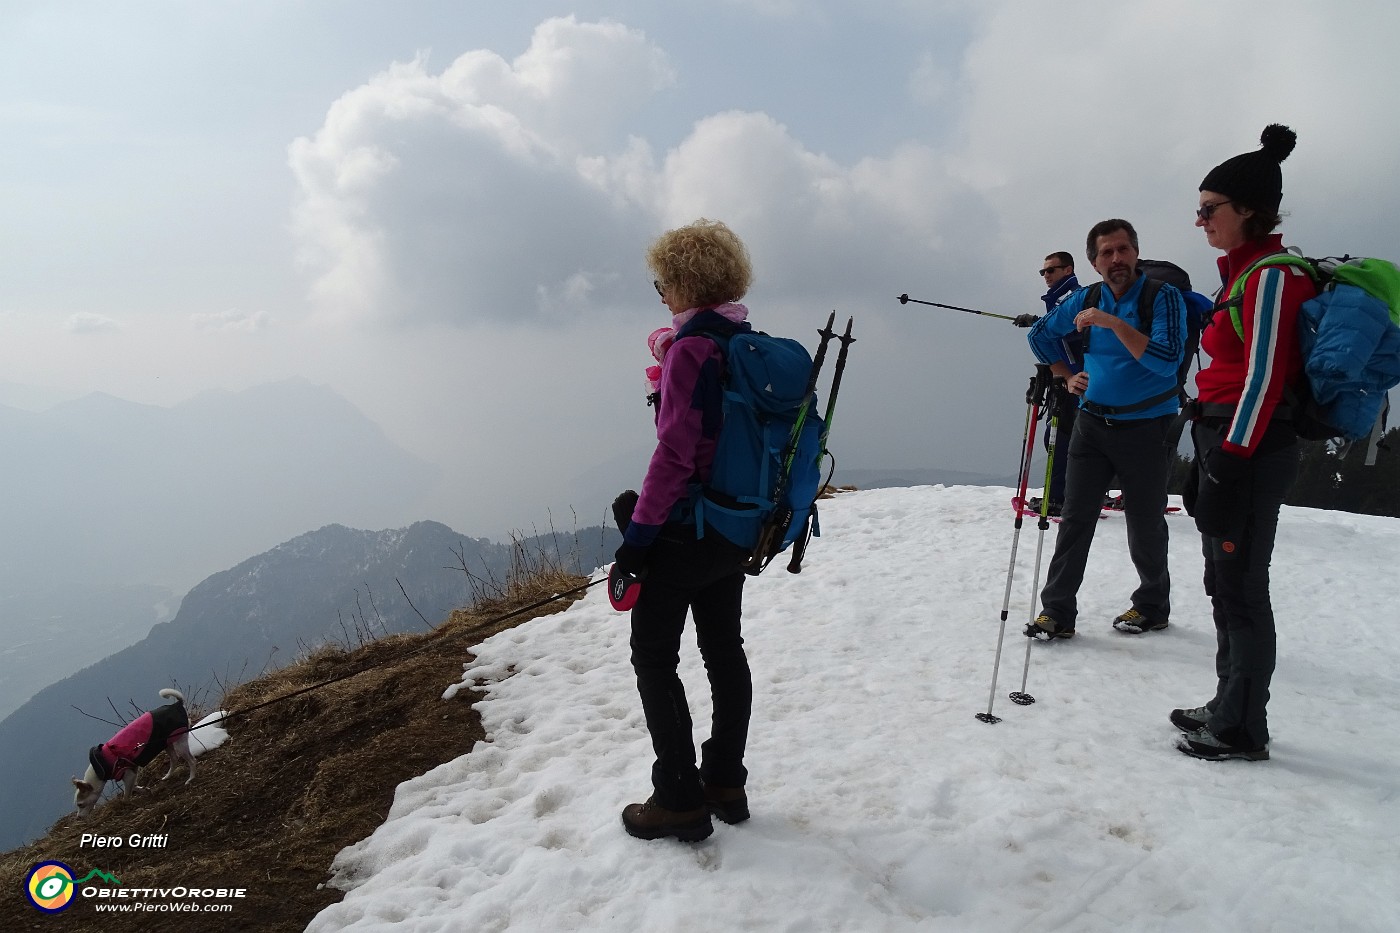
[621,797,713,842]
[703,784,750,824]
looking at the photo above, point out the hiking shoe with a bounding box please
[1025,613,1075,640]
[1176,727,1269,762]
[1025,497,1063,517]
[702,784,750,825]
[1112,608,1168,634]
[1170,705,1212,732]
[621,796,713,842]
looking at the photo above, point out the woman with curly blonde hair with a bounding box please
[612,219,757,842]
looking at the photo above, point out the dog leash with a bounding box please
[79,576,607,734]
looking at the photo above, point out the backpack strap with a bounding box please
[1081,386,1179,420]
[1222,251,1320,339]
[1080,276,1163,353]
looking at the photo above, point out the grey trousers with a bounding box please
[1038,411,1173,628]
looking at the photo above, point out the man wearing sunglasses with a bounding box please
[1013,252,1082,516]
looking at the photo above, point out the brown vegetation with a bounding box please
[1,568,592,932]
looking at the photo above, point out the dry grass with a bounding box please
[1,563,592,932]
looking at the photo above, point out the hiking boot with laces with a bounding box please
[1176,726,1269,761]
[1025,496,1063,517]
[1025,613,1075,640]
[1112,608,1168,634]
[1170,705,1211,732]
[621,796,713,842]
[703,784,750,825]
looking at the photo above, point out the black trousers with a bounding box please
[1039,411,1173,627]
[1195,422,1298,749]
[1046,403,1077,504]
[629,529,751,811]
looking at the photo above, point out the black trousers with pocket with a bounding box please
[629,528,752,811]
[1194,420,1298,749]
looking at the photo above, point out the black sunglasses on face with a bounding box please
[1039,265,1066,277]
[653,280,665,297]
[1196,199,1232,221]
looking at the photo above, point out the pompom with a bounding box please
[1259,124,1296,163]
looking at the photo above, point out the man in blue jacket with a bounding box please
[1024,219,1187,639]
[1014,251,1083,514]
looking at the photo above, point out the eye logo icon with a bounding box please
[24,861,76,913]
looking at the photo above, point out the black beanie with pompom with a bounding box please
[1200,124,1297,216]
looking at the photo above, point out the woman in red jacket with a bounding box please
[1174,125,1317,761]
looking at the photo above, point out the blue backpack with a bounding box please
[673,330,824,573]
[1224,252,1400,442]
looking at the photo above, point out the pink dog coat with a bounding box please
[88,698,189,782]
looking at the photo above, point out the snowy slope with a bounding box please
[307,485,1400,933]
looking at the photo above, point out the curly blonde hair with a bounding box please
[646,218,753,309]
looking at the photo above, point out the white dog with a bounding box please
[72,688,196,817]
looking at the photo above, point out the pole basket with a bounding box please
[1009,692,1036,706]
[975,712,1002,724]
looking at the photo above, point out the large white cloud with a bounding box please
[289,16,676,328]
[288,14,998,333]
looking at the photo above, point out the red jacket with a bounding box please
[1194,234,1316,456]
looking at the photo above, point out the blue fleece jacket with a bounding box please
[1027,272,1186,420]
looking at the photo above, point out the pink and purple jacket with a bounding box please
[88,699,189,782]
[624,304,751,548]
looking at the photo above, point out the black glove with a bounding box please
[1012,313,1039,327]
[613,541,650,577]
[1181,457,1200,517]
[1192,446,1252,540]
[611,489,639,534]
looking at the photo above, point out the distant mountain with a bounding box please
[0,519,621,851]
[0,378,441,593]
[0,582,176,721]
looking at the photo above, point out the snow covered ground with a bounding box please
[307,485,1400,932]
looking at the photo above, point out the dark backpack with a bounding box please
[1220,252,1400,442]
[672,330,824,573]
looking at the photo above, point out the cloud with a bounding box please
[190,308,271,333]
[289,15,1002,335]
[288,16,675,328]
[65,312,120,334]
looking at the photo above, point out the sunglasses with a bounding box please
[1039,265,1066,277]
[653,279,665,297]
[1196,199,1233,221]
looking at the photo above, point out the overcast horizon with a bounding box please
[4,1,1399,539]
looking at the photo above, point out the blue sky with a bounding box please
[2,1,1398,535]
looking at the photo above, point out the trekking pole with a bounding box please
[977,365,1050,724]
[897,294,1017,322]
[788,316,855,574]
[1012,379,1068,707]
[746,311,838,574]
